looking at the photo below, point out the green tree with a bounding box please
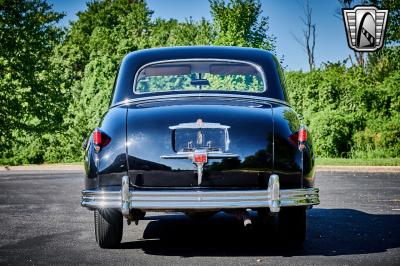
[44,0,217,162]
[46,0,153,162]
[209,0,275,51]
[0,0,64,154]
[375,0,400,45]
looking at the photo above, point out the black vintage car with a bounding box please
[81,46,319,248]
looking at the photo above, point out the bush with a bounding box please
[285,58,400,159]
[308,110,354,157]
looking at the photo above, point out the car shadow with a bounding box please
[119,208,400,257]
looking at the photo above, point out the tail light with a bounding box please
[298,126,307,151]
[288,126,308,150]
[93,130,102,146]
[193,150,207,163]
[93,128,111,152]
[298,127,307,142]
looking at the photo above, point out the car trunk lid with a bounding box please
[126,97,274,188]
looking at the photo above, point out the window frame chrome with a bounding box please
[132,58,267,95]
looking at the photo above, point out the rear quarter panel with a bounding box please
[84,106,128,189]
[273,105,316,188]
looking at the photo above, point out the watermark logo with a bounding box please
[343,6,388,52]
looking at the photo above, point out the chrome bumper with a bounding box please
[81,175,319,213]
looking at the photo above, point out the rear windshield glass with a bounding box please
[134,60,265,94]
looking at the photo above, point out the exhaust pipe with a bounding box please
[226,209,253,230]
[243,216,252,230]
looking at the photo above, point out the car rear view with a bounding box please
[81,46,319,248]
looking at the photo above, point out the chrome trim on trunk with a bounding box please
[161,151,239,160]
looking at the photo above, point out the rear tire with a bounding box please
[278,207,306,246]
[94,209,123,248]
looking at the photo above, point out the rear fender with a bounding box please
[84,107,128,189]
[273,105,315,188]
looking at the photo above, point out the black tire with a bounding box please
[278,207,306,246]
[94,209,123,248]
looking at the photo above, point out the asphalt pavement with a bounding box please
[0,170,399,265]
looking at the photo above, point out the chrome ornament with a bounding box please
[161,120,239,185]
[196,130,203,145]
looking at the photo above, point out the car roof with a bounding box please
[111,46,286,106]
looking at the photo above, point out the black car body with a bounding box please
[81,46,319,248]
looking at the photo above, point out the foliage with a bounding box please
[0,0,64,155]
[285,46,400,158]
[209,0,275,50]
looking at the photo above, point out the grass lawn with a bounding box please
[316,157,400,166]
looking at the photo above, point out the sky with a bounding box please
[48,0,354,71]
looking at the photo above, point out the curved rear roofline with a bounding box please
[111,46,287,105]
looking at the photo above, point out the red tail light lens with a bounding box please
[298,127,307,142]
[93,130,102,145]
[93,129,111,152]
[298,126,307,151]
[193,152,207,163]
[288,127,307,151]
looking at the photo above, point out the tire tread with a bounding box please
[94,209,123,248]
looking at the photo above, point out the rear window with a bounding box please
[134,60,266,94]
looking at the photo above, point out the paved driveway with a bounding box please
[0,170,399,265]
